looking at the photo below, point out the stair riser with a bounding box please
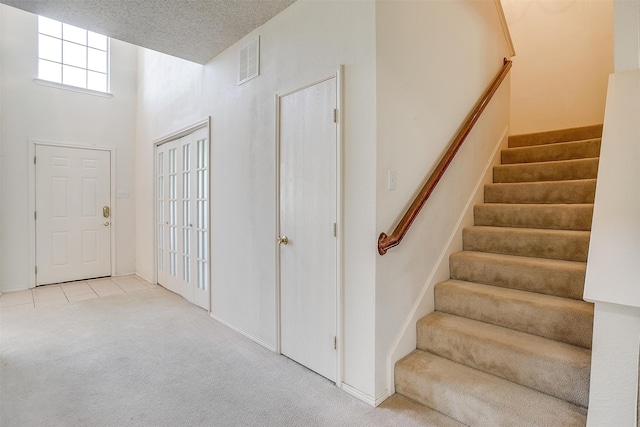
[494,158,599,183]
[508,124,603,148]
[485,180,596,204]
[450,252,586,299]
[463,228,591,262]
[502,139,601,164]
[395,352,588,426]
[435,281,593,348]
[474,204,593,231]
[417,314,591,407]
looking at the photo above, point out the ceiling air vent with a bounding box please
[238,36,260,85]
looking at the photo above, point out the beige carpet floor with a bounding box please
[0,285,459,427]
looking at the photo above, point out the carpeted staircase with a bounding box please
[395,125,602,426]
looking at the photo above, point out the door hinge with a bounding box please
[332,223,337,237]
[34,211,37,220]
[333,336,337,350]
[332,109,338,123]
[35,266,37,275]
[34,156,37,164]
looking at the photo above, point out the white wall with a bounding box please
[0,4,4,292]
[0,5,138,292]
[584,69,640,308]
[374,0,511,399]
[134,0,378,400]
[502,0,613,134]
[133,0,512,403]
[614,0,640,72]
[583,2,640,423]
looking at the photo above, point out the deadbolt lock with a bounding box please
[103,206,110,218]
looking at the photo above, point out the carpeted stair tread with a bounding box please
[395,350,588,427]
[502,138,601,164]
[484,179,596,204]
[474,203,593,231]
[508,124,603,148]
[434,279,593,348]
[450,251,586,299]
[493,158,599,183]
[379,394,467,427]
[395,125,600,424]
[417,312,591,407]
[463,226,590,262]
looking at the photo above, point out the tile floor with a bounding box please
[0,275,156,312]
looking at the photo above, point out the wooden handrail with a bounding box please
[378,58,512,255]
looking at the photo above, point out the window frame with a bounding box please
[36,16,112,96]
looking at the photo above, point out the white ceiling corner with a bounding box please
[0,0,297,64]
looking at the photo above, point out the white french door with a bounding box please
[35,144,111,285]
[156,127,209,310]
[278,76,338,382]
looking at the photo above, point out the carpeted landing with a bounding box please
[394,125,602,426]
[1,285,457,427]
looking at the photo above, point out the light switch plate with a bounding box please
[388,170,397,190]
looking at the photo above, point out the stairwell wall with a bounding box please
[501,0,613,134]
[374,0,511,400]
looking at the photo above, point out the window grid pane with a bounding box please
[63,40,87,68]
[62,64,87,88]
[88,31,107,50]
[87,71,107,92]
[39,16,61,38]
[38,59,62,84]
[62,23,86,45]
[87,48,107,73]
[39,34,62,62]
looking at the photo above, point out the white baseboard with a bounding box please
[375,388,391,406]
[209,313,277,353]
[385,125,509,395]
[114,271,137,278]
[131,272,153,283]
[0,285,30,293]
[340,382,378,407]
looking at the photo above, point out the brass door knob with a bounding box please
[277,236,289,245]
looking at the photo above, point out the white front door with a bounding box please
[279,77,338,382]
[35,144,111,285]
[156,127,209,310]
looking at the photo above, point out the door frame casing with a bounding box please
[28,140,116,287]
[275,66,344,386]
[152,117,212,312]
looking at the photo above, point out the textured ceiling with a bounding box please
[1,0,297,64]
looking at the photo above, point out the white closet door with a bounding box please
[156,128,209,310]
[279,77,338,382]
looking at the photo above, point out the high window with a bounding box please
[38,16,109,93]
